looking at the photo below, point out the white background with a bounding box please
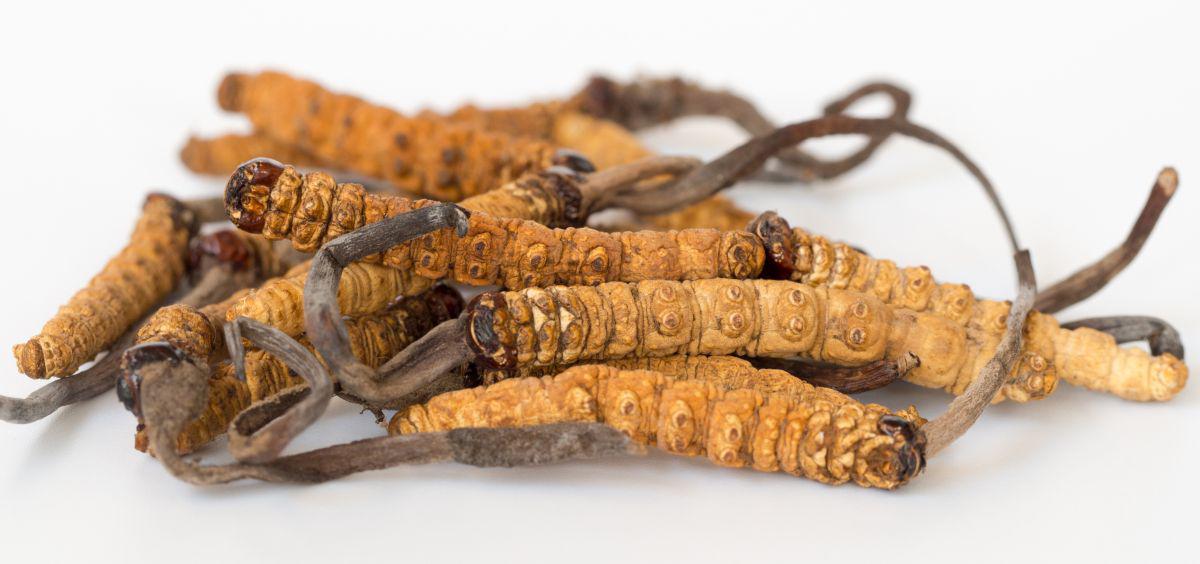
[1,1,1197,562]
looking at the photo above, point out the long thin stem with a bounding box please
[1034,168,1178,313]
[1062,315,1184,359]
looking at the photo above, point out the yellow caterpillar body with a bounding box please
[14,195,193,378]
[225,161,764,289]
[391,364,926,489]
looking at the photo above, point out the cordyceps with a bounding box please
[463,278,1185,403]
[12,194,196,378]
[225,160,765,288]
[215,70,577,201]
[389,363,925,489]
[199,72,911,231]
[127,287,462,454]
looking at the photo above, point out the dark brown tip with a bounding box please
[217,72,248,112]
[224,158,285,234]
[576,75,621,119]
[427,284,466,321]
[552,148,597,174]
[878,415,926,484]
[465,293,513,369]
[119,342,188,418]
[189,230,253,272]
[542,167,586,225]
[748,211,795,280]
[145,192,199,237]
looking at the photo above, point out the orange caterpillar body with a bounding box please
[225,161,764,289]
[391,364,926,489]
[467,278,1185,403]
[14,195,194,378]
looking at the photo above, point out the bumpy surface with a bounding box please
[225,260,434,337]
[226,161,764,289]
[466,277,1182,403]
[145,289,461,454]
[219,71,557,201]
[14,195,193,378]
[208,70,754,230]
[751,213,1187,402]
[391,364,926,489]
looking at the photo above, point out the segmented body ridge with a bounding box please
[14,195,193,378]
[227,162,764,289]
[391,364,926,489]
[220,71,557,200]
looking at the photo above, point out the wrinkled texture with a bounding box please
[227,163,765,288]
[14,195,192,377]
[392,364,926,489]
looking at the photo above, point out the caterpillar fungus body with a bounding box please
[391,363,926,489]
[748,213,1189,402]
[14,194,195,378]
[466,278,1186,403]
[225,160,764,289]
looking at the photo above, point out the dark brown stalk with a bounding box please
[1034,168,1178,313]
[751,352,921,394]
[2,259,252,424]
[581,155,702,213]
[576,77,911,183]
[1061,315,1185,359]
[142,388,632,485]
[303,204,472,409]
[222,318,334,463]
[924,250,1036,458]
[625,115,1020,251]
[180,197,228,225]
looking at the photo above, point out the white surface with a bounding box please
[1,1,1197,562]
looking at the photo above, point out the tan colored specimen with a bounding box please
[391,363,926,489]
[198,70,751,230]
[750,212,1189,401]
[466,278,1185,403]
[14,195,193,378]
[225,161,764,289]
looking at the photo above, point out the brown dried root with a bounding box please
[570,76,912,183]
[134,288,462,454]
[390,363,926,489]
[751,354,920,395]
[13,194,195,378]
[1034,168,1178,314]
[135,318,630,484]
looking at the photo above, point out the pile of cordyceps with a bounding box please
[1,71,1186,489]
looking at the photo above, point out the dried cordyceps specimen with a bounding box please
[13,194,196,378]
[134,230,299,362]
[133,288,461,454]
[463,277,1184,402]
[218,71,568,201]
[389,364,925,489]
[181,133,327,176]
[225,160,764,289]
[134,303,631,484]
[225,259,434,337]
[1,243,253,424]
